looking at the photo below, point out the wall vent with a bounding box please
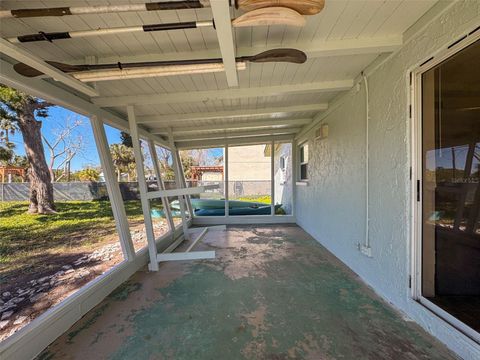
[315,124,329,141]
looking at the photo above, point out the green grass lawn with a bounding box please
[234,195,271,204]
[0,200,162,283]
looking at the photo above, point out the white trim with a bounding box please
[210,0,238,87]
[271,139,275,216]
[152,118,311,135]
[145,184,219,199]
[410,30,480,344]
[176,134,294,150]
[292,139,298,216]
[0,38,98,97]
[419,297,480,343]
[90,116,135,260]
[168,129,191,241]
[225,144,229,219]
[0,226,186,360]
[182,226,207,252]
[148,139,175,236]
[298,142,309,181]
[93,80,354,107]
[127,106,159,271]
[193,215,295,225]
[157,251,216,262]
[138,104,328,124]
[296,181,309,186]
[0,58,169,149]
[67,36,402,65]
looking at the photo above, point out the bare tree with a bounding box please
[43,117,84,182]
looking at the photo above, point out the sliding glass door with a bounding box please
[420,39,480,334]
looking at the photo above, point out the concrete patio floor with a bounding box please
[39,225,455,360]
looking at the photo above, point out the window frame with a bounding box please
[298,142,309,182]
[411,32,480,343]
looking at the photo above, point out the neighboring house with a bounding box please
[190,144,292,212]
[190,166,224,182]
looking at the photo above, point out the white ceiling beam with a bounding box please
[151,118,312,134]
[173,127,301,142]
[210,1,238,87]
[0,38,98,98]
[70,36,403,65]
[176,134,294,150]
[138,103,327,124]
[94,80,353,107]
[300,36,402,58]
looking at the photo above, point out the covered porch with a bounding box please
[0,1,479,359]
[40,225,453,360]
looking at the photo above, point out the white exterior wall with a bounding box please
[295,2,480,359]
[228,144,270,181]
[274,143,293,214]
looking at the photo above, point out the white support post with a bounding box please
[167,128,190,241]
[292,139,298,217]
[174,149,194,217]
[225,144,229,218]
[271,139,275,217]
[127,106,159,271]
[148,139,175,237]
[90,116,135,260]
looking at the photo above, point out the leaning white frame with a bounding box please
[410,30,480,344]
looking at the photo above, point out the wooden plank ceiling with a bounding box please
[0,0,437,143]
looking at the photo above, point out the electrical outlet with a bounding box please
[360,245,372,257]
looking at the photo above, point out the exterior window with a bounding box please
[299,143,309,181]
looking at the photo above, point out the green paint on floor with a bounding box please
[39,225,455,360]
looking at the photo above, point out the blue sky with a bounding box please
[9,106,124,171]
[8,105,223,171]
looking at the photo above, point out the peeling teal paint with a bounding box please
[108,282,142,301]
[67,303,110,344]
[39,226,455,360]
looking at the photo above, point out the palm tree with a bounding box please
[109,143,136,181]
[0,117,18,145]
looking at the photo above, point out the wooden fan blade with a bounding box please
[13,63,44,77]
[13,61,86,77]
[236,0,325,16]
[245,49,307,64]
[232,7,306,28]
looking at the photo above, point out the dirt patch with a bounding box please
[0,221,175,341]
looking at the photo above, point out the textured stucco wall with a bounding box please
[295,1,480,359]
